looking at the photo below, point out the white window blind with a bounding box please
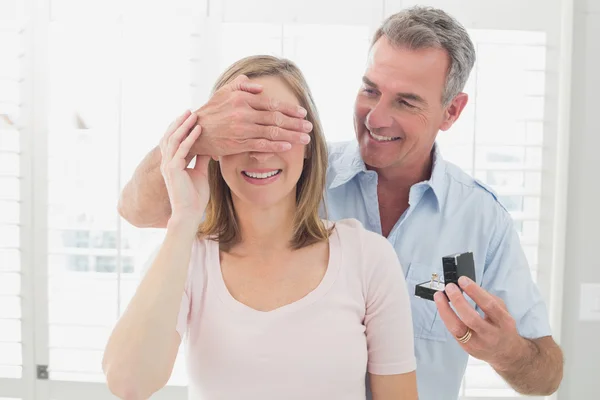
[439,30,546,285]
[46,20,122,383]
[438,29,548,398]
[0,0,25,398]
[44,13,197,392]
[10,0,205,398]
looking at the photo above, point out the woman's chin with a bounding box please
[232,190,295,212]
[233,194,280,210]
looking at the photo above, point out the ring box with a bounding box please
[414,252,476,301]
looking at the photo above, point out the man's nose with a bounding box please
[366,101,393,130]
[249,152,275,162]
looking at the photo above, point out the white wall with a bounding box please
[559,0,600,398]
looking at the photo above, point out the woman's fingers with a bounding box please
[174,125,202,162]
[162,110,191,144]
[160,110,191,160]
[169,110,192,134]
[165,113,198,161]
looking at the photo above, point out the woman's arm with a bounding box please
[370,372,418,400]
[104,112,208,399]
[102,219,198,400]
[362,228,418,399]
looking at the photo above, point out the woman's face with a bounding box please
[218,75,308,210]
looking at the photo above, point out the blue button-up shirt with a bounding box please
[324,141,552,400]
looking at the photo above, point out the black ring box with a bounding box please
[414,252,476,301]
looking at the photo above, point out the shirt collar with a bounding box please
[328,142,447,210]
[328,141,366,189]
[428,143,447,211]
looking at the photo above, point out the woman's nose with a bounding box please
[249,152,275,162]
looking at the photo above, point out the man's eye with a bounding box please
[398,100,415,108]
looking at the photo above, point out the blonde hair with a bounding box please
[198,55,332,250]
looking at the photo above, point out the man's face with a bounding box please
[354,36,466,172]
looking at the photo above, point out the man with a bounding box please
[119,6,563,400]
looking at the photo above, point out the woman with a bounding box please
[102,56,417,400]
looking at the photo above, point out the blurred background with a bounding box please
[0,0,598,399]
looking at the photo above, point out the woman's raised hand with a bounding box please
[159,110,211,226]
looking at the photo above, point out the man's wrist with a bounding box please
[190,110,210,156]
[492,336,537,373]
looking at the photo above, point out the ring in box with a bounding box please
[414,252,476,301]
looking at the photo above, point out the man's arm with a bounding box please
[435,279,564,396]
[119,75,312,228]
[493,336,563,395]
[119,146,171,228]
[434,203,563,395]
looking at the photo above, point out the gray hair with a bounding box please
[372,6,476,105]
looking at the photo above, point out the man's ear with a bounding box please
[440,93,469,132]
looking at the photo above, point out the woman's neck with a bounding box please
[229,195,297,257]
